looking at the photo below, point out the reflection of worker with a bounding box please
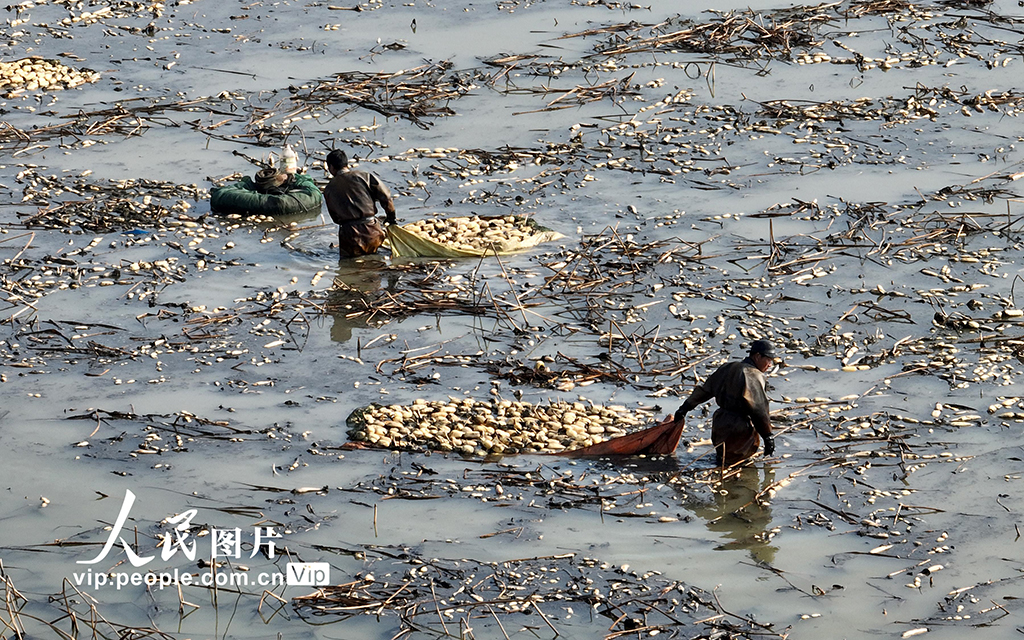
[323,150,396,258]
[688,466,777,564]
[674,340,777,466]
[328,258,401,343]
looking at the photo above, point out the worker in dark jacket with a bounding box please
[323,149,396,257]
[675,340,777,466]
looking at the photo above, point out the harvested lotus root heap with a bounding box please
[348,398,657,455]
[403,215,540,253]
[0,57,99,95]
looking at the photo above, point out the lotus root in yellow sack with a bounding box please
[387,215,564,258]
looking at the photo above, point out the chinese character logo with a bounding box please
[78,489,281,566]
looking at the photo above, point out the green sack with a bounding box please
[210,173,323,216]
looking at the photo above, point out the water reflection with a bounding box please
[569,456,777,563]
[688,466,777,564]
[328,256,399,343]
[266,209,321,229]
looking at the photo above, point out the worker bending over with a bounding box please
[324,149,396,258]
[675,340,778,466]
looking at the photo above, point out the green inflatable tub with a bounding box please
[210,173,323,216]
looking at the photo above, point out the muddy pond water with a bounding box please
[1,0,1023,638]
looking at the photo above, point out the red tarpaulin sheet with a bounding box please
[556,415,684,457]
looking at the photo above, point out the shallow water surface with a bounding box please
[2,0,1024,638]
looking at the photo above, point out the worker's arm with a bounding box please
[369,173,397,225]
[674,385,712,421]
[743,369,775,454]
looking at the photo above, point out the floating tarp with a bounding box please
[344,398,661,455]
[555,415,686,457]
[387,215,564,258]
[210,173,323,217]
[344,398,683,457]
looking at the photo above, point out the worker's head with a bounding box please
[326,149,349,176]
[748,339,776,372]
[254,168,288,189]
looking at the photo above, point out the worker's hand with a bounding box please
[386,212,397,226]
[673,405,688,422]
[763,435,776,457]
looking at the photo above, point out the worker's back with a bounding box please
[324,169,390,224]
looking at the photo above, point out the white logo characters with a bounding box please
[78,490,281,566]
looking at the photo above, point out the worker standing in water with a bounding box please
[674,340,778,466]
[323,149,397,258]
